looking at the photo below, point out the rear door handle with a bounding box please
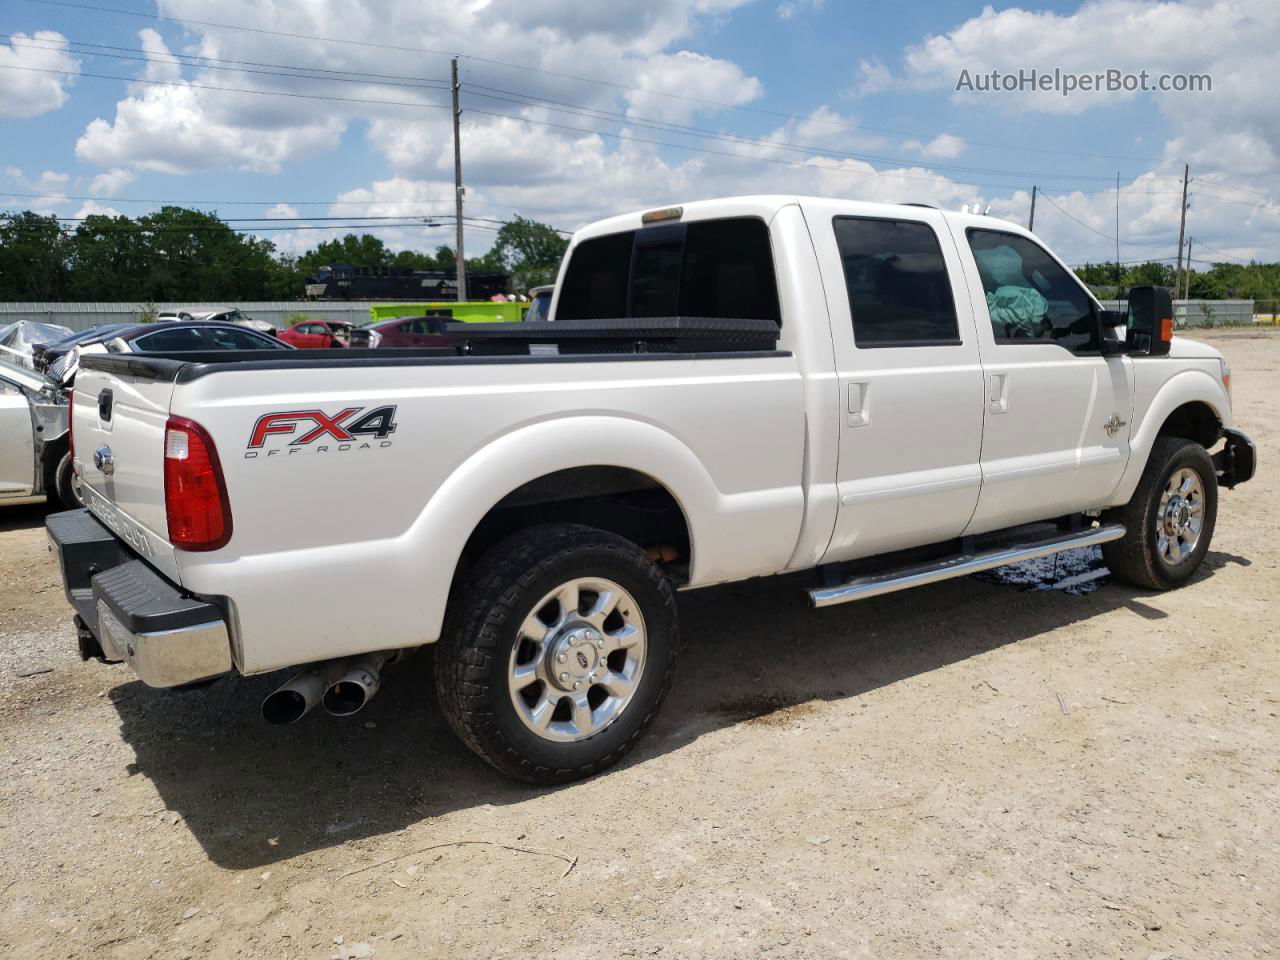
[988,373,1009,414]
[847,381,870,427]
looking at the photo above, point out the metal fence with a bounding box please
[0,301,380,332]
[0,297,1266,334]
[1098,299,1257,328]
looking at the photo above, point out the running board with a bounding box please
[808,523,1127,609]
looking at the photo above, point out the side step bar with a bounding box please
[808,523,1127,609]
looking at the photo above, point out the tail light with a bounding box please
[164,416,232,551]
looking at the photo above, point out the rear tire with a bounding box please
[1102,437,1217,590]
[435,523,679,785]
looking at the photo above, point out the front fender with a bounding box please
[1106,368,1230,508]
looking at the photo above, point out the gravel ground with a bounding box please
[1,329,1276,960]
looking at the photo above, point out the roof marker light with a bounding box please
[641,206,683,224]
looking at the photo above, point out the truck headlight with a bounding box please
[1219,359,1232,398]
[368,330,383,349]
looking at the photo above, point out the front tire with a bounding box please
[435,523,679,784]
[53,451,83,509]
[1102,436,1218,590]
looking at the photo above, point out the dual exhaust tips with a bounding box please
[261,651,395,726]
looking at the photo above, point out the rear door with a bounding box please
[809,204,986,562]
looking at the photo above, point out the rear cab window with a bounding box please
[833,216,960,347]
[556,217,781,324]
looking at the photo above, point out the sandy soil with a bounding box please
[1,329,1276,959]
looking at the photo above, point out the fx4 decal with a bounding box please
[245,405,398,458]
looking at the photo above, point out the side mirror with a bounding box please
[1125,285,1174,356]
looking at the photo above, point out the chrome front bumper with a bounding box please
[47,509,232,688]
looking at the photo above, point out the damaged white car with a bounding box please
[0,359,79,507]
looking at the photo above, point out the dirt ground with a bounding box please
[1,329,1276,960]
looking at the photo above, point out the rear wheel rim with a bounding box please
[507,577,647,743]
[1155,466,1205,566]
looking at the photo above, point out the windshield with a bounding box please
[526,292,552,323]
[54,324,131,347]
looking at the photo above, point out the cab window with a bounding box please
[556,217,780,324]
[833,217,959,347]
[967,229,1098,352]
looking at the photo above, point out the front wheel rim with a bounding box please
[507,577,647,743]
[1155,466,1205,566]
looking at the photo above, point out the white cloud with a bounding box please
[88,168,136,197]
[846,58,892,98]
[0,32,80,118]
[843,0,1280,262]
[625,51,761,124]
[72,199,122,219]
[777,0,823,20]
[75,29,346,174]
[903,133,966,160]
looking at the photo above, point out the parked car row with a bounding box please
[3,299,551,508]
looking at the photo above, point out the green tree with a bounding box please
[295,233,391,279]
[0,211,68,300]
[488,216,568,290]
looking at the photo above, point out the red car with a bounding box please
[278,319,355,349]
[352,314,452,349]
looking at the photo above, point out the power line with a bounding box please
[0,63,452,111]
[0,52,1147,188]
[9,1,1176,164]
[0,64,1048,193]
[0,33,451,93]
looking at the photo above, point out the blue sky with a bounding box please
[2,0,1276,266]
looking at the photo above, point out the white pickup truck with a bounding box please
[48,196,1255,784]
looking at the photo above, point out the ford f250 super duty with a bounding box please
[47,196,1255,784]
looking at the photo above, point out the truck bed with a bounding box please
[71,341,806,674]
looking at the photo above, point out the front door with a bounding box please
[811,207,987,563]
[949,225,1134,534]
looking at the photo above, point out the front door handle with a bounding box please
[988,373,1009,414]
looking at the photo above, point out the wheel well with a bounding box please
[1157,401,1221,449]
[40,434,69,495]
[456,466,692,582]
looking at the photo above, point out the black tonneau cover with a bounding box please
[77,317,785,383]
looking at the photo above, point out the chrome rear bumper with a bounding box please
[47,509,232,687]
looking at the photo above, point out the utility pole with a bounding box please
[1028,185,1037,231]
[1177,238,1187,300]
[1115,172,1121,287]
[451,57,467,303]
[1174,162,1189,299]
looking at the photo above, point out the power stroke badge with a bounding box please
[245,405,398,458]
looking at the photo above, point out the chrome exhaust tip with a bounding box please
[321,652,393,718]
[261,661,345,725]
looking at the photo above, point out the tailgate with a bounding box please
[73,364,181,582]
